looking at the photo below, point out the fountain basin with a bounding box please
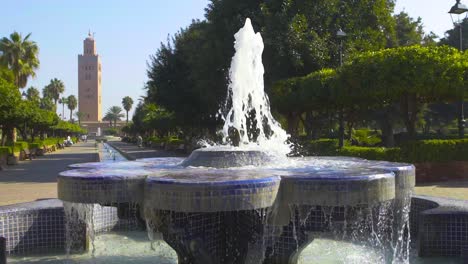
[58,168,150,204]
[280,169,395,206]
[181,148,273,168]
[145,170,281,212]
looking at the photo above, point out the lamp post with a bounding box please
[337,29,347,148]
[449,0,468,138]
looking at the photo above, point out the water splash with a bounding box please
[220,18,291,156]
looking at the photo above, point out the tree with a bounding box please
[121,96,134,123]
[393,12,425,47]
[0,77,21,145]
[0,32,39,88]
[260,0,397,85]
[74,111,85,125]
[67,95,77,122]
[26,86,40,106]
[44,78,65,106]
[338,45,467,144]
[58,97,68,120]
[105,106,125,127]
[440,17,468,50]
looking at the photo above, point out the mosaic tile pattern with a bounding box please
[0,200,140,255]
[58,168,149,204]
[413,195,468,258]
[58,150,419,263]
[145,169,281,212]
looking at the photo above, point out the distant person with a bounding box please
[66,135,73,146]
[137,135,143,148]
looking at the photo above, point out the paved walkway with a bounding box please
[108,140,187,160]
[0,141,99,206]
[415,180,468,200]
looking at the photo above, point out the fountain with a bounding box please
[57,18,415,264]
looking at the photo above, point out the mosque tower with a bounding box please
[78,32,102,122]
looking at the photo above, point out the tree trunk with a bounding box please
[400,94,418,139]
[126,110,129,124]
[379,112,394,147]
[286,112,300,137]
[347,121,354,141]
[1,127,7,146]
[338,108,345,148]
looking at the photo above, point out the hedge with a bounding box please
[305,138,468,163]
[337,146,401,162]
[0,147,10,156]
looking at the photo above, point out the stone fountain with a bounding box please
[58,18,415,264]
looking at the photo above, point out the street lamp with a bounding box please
[337,29,347,147]
[449,0,468,138]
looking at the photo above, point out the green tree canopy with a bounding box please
[338,45,467,140]
[0,32,39,88]
[43,78,65,106]
[122,96,134,123]
[105,106,125,127]
[67,95,77,122]
[26,86,40,106]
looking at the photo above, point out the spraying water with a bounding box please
[220,18,291,156]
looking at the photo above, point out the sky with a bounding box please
[0,0,460,120]
[1,0,210,119]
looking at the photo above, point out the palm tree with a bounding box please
[58,96,68,120]
[67,95,77,122]
[44,78,65,106]
[121,96,134,123]
[103,112,113,127]
[105,106,125,127]
[74,111,85,125]
[0,32,39,88]
[26,86,40,106]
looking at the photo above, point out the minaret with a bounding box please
[78,32,102,122]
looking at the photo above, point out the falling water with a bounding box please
[220,18,291,156]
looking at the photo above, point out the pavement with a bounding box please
[0,141,99,206]
[415,180,468,200]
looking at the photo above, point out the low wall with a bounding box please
[415,161,468,183]
[411,195,468,257]
[0,199,141,255]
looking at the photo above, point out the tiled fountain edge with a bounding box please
[411,195,468,258]
[0,199,140,255]
[0,196,467,257]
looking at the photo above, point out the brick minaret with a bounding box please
[78,32,102,122]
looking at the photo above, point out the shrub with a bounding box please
[338,146,401,161]
[13,141,29,152]
[400,139,468,163]
[0,147,11,156]
[306,139,340,156]
[352,129,381,146]
[28,143,41,149]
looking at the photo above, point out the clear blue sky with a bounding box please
[395,0,457,39]
[1,0,209,119]
[0,0,460,119]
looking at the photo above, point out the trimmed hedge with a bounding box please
[337,146,401,162]
[400,139,468,163]
[305,138,468,163]
[144,136,183,146]
[306,139,341,156]
[0,147,10,156]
